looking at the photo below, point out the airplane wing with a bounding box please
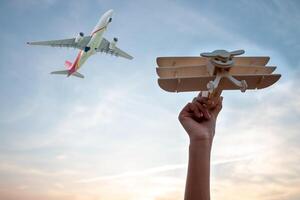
[158,74,281,92]
[27,36,92,50]
[97,38,133,60]
[156,56,270,67]
[156,65,276,78]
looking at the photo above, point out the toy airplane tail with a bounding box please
[50,60,84,78]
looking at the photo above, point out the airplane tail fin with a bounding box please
[65,60,73,69]
[50,70,84,79]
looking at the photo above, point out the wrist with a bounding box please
[189,138,213,148]
[188,131,214,143]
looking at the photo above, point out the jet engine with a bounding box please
[109,37,118,49]
[75,32,84,43]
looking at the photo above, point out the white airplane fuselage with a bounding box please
[68,9,113,75]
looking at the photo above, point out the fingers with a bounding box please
[179,102,201,121]
[195,96,210,118]
[179,101,205,121]
[192,96,211,120]
[179,94,223,122]
[194,101,211,119]
[194,95,210,108]
[178,103,192,120]
[194,95,223,119]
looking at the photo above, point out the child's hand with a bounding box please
[178,93,223,141]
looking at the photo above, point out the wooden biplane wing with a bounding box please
[156,56,270,68]
[158,74,281,92]
[156,65,276,78]
[156,51,280,95]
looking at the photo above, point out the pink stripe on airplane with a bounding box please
[91,26,107,36]
[69,51,82,75]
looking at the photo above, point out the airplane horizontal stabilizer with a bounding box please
[50,70,84,78]
[50,70,69,75]
[72,72,84,78]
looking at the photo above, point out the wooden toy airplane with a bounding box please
[156,49,281,98]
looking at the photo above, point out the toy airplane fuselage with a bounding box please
[27,9,133,78]
[156,49,281,97]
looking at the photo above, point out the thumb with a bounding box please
[211,96,223,117]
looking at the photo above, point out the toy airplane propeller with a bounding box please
[156,49,281,98]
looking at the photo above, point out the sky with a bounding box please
[0,0,300,199]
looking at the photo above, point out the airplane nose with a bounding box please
[105,9,113,23]
[106,9,114,16]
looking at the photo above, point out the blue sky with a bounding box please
[0,0,300,200]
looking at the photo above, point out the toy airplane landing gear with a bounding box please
[156,49,281,98]
[201,50,248,97]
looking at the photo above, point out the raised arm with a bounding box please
[179,93,223,200]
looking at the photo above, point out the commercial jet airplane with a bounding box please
[27,9,133,78]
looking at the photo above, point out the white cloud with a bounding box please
[55,154,67,160]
